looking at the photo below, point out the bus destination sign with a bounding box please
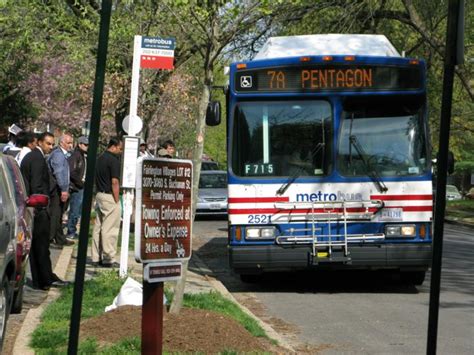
[135,158,193,263]
[235,65,422,93]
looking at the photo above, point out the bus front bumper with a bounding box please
[229,243,432,274]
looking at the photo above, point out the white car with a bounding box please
[446,184,462,201]
[196,171,228,216]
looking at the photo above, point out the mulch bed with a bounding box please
[80,305,282,353]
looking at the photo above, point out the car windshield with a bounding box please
[202,161,219,170]
[199,173,227,188]
[446,185,459,193]
[338,97,428,177]
[232,101,332,177]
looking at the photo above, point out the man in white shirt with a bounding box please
[15,131,37,166]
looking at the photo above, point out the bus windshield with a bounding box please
[338,98,429,177]
[232,101,332,177]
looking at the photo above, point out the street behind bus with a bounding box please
[193,218,473,354]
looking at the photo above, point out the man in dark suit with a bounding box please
[20,132,67,290]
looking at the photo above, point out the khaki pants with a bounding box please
[91,192,121,263]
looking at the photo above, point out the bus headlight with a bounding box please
[385,224,416,238]
[245,227,277,240]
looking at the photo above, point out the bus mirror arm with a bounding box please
[349,135,388,193]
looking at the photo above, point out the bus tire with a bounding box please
[401,271,426,285]
[240,274,261,283]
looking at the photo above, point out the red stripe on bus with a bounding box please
[228,197,290,203]
[228,205,432,215]
[371,194,432,200]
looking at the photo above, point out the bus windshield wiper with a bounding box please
[349,135,388,193]
[276,143,325,196]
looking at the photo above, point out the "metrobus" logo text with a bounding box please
[296,191,363,202]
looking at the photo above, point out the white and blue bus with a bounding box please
[207,35,432,284]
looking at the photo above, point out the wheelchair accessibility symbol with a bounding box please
[240,76,252,88]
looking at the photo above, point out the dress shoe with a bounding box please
[63,239,75,246]
[50,279,69,288]
[50,243,64,250]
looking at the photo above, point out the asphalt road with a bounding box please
[193,218,473,354]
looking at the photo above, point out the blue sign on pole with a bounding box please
[141,36,176,50]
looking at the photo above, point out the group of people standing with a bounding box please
[4,127,88,290]
[3,124,176,290]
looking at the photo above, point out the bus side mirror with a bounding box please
[447,151,455,175]
[434,151,455,175]
[206,101,221,126]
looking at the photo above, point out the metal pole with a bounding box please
[68,1,112,354]
[427,1,463,354]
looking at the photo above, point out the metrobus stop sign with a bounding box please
[135,158,193,263]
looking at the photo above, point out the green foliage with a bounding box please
[446,199,474,219]
[99,337,141,354]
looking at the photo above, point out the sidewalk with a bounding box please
[11,243,294,353]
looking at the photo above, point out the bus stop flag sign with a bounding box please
[140,36,176,70]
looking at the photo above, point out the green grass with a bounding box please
[446,199,474,219]
[31,272,268,353]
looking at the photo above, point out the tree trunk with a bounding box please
[169,70,212,314]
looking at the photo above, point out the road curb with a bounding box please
[12,246,74,354]
[191,253,296,353]
[445,218,474,229]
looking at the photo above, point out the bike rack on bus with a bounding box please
[273,200,385,264]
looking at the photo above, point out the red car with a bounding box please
[0,153,48,350]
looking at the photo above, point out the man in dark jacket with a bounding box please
[20,132,68,290]
[66,136,88,238]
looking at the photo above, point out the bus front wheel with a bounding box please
[240,274,262,283]
[401,271,426,285]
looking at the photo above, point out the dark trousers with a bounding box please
[31,208,57,288]
[49,190,68,244]
[67,188,84,236]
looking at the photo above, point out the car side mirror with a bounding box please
[26,194,49,208]
[206,101,221,126]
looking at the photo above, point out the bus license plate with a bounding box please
[381,208,403,221]
[210,203,221,210]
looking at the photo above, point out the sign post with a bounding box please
[119,35,176,277]
[135,157,192,354]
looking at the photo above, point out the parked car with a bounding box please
[196,170,228,216]
[202,160,219,170]
[446,184,462,201]
[0,153,47,350]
